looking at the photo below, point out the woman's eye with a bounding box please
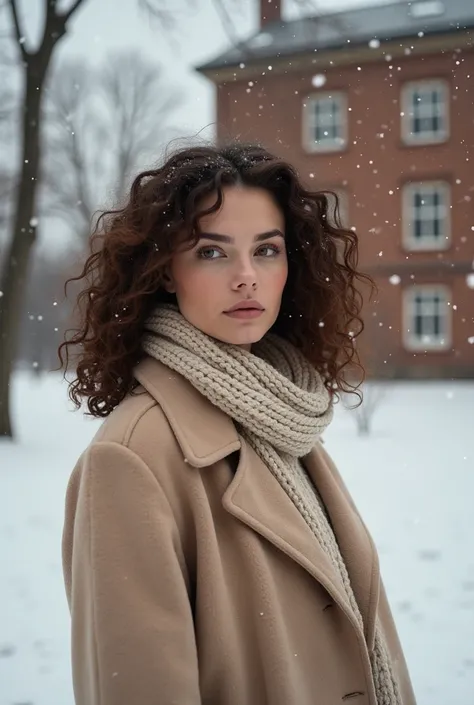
[197,244,281,259]
[257,244,280,257]
[197,247,222,260]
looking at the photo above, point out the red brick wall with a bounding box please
[214,48,474,378]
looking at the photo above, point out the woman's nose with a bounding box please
[236,279,257,290]
[231,262,257,291]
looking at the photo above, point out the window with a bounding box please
[403,286,451,351]
[303,92,348,153]
[402,181,450,251]
[401,80,449,145]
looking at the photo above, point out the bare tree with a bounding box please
[100,51,181,204]
[0,0,190,438]
[0,0,86,438]
[17,249,76,375]
[40,62,94,239]
[0,0,294,438]
[344,383,390,436]
[41,51,180,240]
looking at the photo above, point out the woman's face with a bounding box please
[166,185,288,349]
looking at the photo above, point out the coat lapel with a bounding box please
[134,356,379,648]
[222,441,367,640]
[304,445,380,650]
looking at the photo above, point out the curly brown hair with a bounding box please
[59,141,375,417]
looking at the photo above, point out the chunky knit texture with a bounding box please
[142,305,401,705]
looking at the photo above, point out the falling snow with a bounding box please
[311,74,327,88]
[0,3,473,705]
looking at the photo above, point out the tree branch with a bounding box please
[8,0,28,59]
[59,0,86,24]
[137,0,197,51]
[210,0,242,49]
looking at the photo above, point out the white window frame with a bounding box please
[403,285,452,352]
[303,92,348,154]
[401,79,449,145]
[402,181,451,252]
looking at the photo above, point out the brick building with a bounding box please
[197,0,474,379]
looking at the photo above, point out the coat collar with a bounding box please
[134,355,379,649]
[134,356,241,467]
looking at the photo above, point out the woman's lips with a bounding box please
[224,308,264,319]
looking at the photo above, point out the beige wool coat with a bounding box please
[62,356,416,705]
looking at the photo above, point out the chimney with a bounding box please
[260,0,282,28]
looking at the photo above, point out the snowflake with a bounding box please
[311,74,326,88]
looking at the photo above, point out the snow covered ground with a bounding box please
[0,371,473,705]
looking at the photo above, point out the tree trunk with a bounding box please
[0,66,46,437]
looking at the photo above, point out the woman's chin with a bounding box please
[215,324,267,348]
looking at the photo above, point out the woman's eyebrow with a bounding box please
[199,229,285,243]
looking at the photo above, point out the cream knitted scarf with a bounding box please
[142,305,401,705]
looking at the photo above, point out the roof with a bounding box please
[196,0,474,74]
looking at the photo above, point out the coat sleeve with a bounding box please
[62,441,201,705]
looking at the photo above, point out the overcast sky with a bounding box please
[2,0,394,250]
[12,0,394,142]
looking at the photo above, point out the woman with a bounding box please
[60,142,416,705]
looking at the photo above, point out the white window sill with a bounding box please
[303,141,347,154]
[404,338,451,352]
[402,133,449,146]
[403,239,450,252]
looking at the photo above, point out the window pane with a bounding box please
[420,219,433,237]
[415,313,423,336]
[407,83,446,140]
[407,184,448,246]
[315,125,325,140]
[309,95,344,145]
[407,288,448,346]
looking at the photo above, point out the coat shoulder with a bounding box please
[69,386,192,532]
[92,385,182,465]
